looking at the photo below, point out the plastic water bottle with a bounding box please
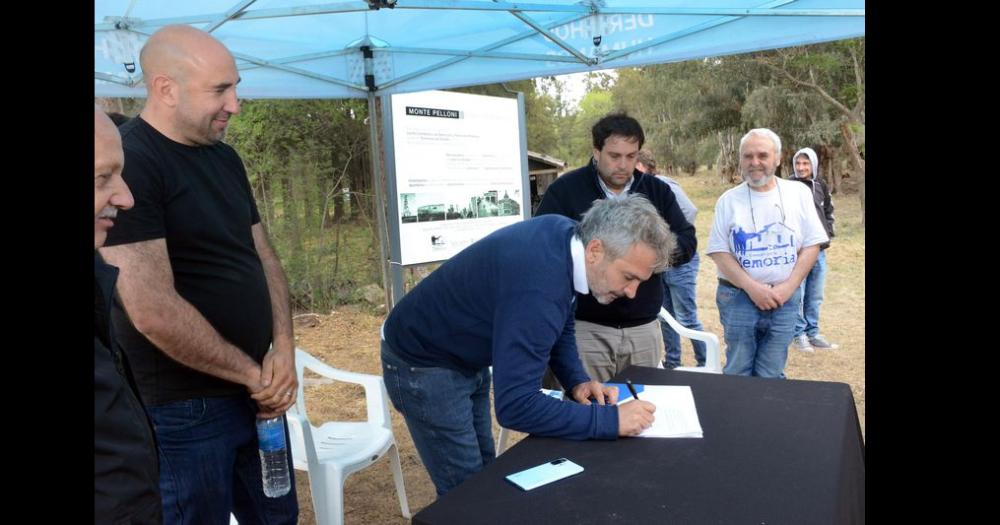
[256,416,291,498]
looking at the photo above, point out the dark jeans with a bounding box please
[381,340,495,496]
[148,395,298,525]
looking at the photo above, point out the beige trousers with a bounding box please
[545,318,663,389]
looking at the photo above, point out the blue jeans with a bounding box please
[148,396,298,525]
[380,341,495,496]
[795,250,828,338]
[717,281,801,379]
[661,253,707,367]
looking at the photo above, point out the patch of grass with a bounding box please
[271,220,381,312]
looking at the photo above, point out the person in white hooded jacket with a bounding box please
[789,147,838,351]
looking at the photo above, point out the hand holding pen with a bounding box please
[617,379,655,437]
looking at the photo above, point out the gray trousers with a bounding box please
[545,318,663,389]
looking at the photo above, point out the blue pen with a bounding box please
[626,380,640,401]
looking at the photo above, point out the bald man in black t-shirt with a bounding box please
[99,25,298,524]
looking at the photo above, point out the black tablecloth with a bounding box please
[412,366,865,524]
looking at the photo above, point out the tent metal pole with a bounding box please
[367,91,394,310]
[380,92,406,309]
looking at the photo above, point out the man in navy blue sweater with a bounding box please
[381,195,671,496]
[536,114,697,383]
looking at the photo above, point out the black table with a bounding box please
[412,366,865,524]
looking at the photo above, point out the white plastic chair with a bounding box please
[659,306,722,373]
[496,423,512,456]
[285,348,410,525]
[490,366,512,456]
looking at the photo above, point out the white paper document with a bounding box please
[621,385,703,438]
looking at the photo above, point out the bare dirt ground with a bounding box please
[288,175,865,524]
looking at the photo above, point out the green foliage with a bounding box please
[785,41,864,111]
[611,61,724,172]
[579,89,615,118]
[225,99,379,312]
[286,221,381,310]
[741,86,840,147]
[591,39,864,176]
[584,71,616,91]
[569,90,616,162]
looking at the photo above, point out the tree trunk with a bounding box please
[716,131,739,184]
[332,191,344,223]
[298,156,316,231]
[818,144,838,194]
[350,152,369,221]
[281,169,303,255]
[839,122,866,226]
[254,170,273,231]
[831,160,841,195]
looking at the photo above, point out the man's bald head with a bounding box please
[140,25,233,83]
[95,106,118,142]
[137,25,242,146]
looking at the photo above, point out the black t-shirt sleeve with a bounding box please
[105,149,167,246]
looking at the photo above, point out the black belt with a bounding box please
[577,317,658,329]
[718,278,740,289]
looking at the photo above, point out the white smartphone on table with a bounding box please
[505,458,584,490]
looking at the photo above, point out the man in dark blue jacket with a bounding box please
[94,106,163,524]
[536,113,697,382]
[382,195,670,496]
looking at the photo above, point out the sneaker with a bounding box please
[793,334,814,352]
[809,335,839,350]
[663,361,679,370]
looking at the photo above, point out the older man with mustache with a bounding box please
[707,128,829,379]
[94,106,162,524]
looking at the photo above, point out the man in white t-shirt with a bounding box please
[706,129,828,378]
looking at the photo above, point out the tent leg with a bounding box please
[367,92,395,309]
